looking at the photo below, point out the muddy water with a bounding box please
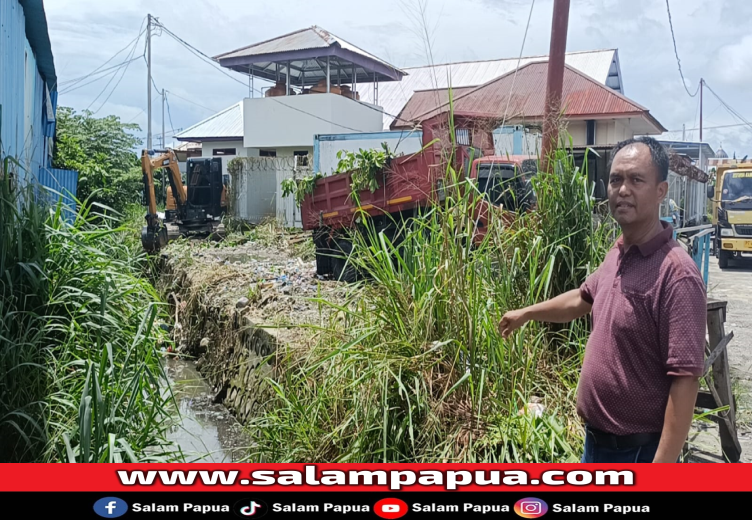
[163,357,252,462]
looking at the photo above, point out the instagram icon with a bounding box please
[514,497,549,518]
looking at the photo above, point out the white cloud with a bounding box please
[45,0,752,155]
[714,35,752,87]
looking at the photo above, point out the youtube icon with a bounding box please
[374,498,408,519]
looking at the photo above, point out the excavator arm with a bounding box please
[141,148,186,251]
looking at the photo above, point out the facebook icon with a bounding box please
[93,497,128,518]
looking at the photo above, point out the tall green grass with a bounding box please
[1,171,176,462]
[249,144,616,463]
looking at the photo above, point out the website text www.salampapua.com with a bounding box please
[117,467,634,490]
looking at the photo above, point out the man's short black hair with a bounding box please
[609,136,669,183]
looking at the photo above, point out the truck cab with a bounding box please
[469,155,537,239]
[709,163,752,268]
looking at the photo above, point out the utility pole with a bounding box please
[162,88,166,201]
[699,78,704,143]
[699,78,704,174]
[146,13,152,150]
[540,0,571,174]
[682,123,686,141]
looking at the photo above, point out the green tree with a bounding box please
[52,107,144,214]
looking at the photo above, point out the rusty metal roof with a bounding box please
[669,153,709,183]
[359,49,622,129]
[392,61,665,133]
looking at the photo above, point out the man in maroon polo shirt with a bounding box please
[499,136,706,463]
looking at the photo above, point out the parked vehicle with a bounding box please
[708,162,752,268]
[300,114,537,281]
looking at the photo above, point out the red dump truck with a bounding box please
[300,113,537,280]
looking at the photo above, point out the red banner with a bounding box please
[1,464,749,492]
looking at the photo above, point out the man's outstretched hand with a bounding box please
[498,309,529,338]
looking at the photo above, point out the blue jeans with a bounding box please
[581,427,660,463]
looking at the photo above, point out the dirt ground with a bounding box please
[687,256,752,462]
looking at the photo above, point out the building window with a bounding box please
[212,148,236,156]
[586,120,596,146]
[294,150,309,165]
[456,128,470,146]
[259,150,277,157]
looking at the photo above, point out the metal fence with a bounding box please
[661,171,708,228]
[675,224,713,287]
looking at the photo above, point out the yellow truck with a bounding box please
[708,162,752,268]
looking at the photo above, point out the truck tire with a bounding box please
[719,249,731,269]
[313,230,333,277]
[332,238,357,283]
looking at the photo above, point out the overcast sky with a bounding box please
[47,0,752,156]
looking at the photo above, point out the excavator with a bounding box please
[141,148,226,252]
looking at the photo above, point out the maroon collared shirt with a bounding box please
[577,222,706,435]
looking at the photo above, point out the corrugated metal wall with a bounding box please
[1,0,51,186]
[36,167,78,222]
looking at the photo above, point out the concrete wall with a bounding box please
[594,120,635,146]
[201,140,246,177]
[243,94,384,149]
[567,121,588,145]
[314,131,423,175]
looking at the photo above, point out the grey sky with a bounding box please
[47,0,752,156]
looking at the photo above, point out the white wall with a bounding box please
[567,121,588,145]
[316,131,423,175]
[201,140,247,177]
[243,94,384,148]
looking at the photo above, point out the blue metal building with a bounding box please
[1,0,77,208]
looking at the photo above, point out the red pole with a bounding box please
[541,0,571,173]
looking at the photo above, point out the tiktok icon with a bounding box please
[235,499,268,518]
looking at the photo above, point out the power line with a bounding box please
[671,122,752,133]
[89,30,145,114]
[703,81,752,134]
[153,22,365,132]
[59,56,143,93]
[165,92,176,136]
[164,90,218,113]
[127,108,146,124]
[665,0,700,98]
[153,19,416,130]
[59,57,142,96]
[501,0,535,129]
[58,18,146,89]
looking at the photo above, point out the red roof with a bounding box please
[392,61,665,132]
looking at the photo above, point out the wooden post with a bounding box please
[541,0,570,174]
[705,300,742,462]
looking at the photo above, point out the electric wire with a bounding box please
[500,0,536,129]
[89,29,145,114]
[703,82,752,134]
[665,0,700,98]
[164,90,218,113]
[58,17,147,89]
[59,57,143,94]
[153,20,416,130]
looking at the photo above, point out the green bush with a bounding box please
[248,143,615,463]
[0,172,176,462]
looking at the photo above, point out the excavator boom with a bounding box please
[141,148,225,253]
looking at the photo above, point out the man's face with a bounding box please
[608,144,667,227]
